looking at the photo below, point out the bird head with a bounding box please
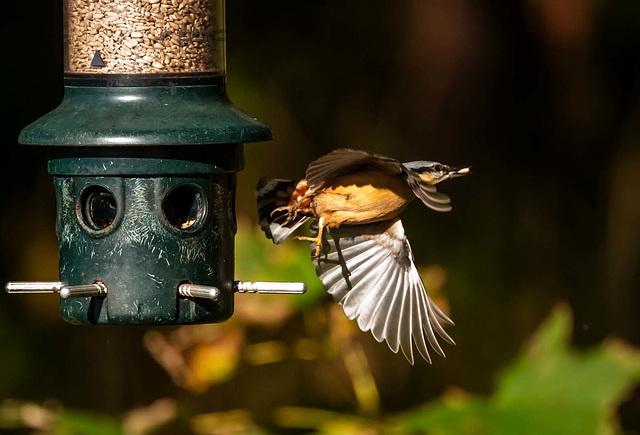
[403,161,471,184]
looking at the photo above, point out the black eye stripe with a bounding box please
[423,165,442,173]
[407,164,445,174]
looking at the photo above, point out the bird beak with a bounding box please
[448,166,471,178]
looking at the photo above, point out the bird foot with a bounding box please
[294,236,323,257]
[270,206,291,217]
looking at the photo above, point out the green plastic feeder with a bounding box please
[6,0,305,324]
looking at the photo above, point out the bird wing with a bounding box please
[305,148,405,191]
[306,148,453,212]
[403,171,453,212]
[256,178,311,244]
[310,218,455,364]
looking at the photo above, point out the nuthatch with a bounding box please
[256,148,470,364]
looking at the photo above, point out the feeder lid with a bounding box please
[19,85,272,146]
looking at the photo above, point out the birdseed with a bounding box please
[65,0,224,74]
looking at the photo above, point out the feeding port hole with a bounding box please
[80,185,118,230]
[162,184,205,230]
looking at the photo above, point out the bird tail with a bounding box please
[256,178,311,244]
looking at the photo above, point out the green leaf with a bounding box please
[53,410,122,435]
[395,303,640,435]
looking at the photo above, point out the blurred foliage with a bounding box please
[190,410,266,435]
[275,304,640,434]
[395,304,640,435]
[54,411,122,435]
[0,399,121,435]
[2,304,639,434]
[2,0,640,432]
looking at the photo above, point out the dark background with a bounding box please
[1,0,640,433]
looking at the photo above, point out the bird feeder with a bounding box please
[6,0,305,324]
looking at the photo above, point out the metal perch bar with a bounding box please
[177,283,220,301]
[59,282,108,299]
[5,282,64,294]
[234,281,307,294]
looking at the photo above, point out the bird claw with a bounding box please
[311,248,323,260]
[294,236,323,257]
[270,206,290,217]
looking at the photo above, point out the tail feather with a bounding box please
[256,178,310,244]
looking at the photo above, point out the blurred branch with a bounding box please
[341,343,380,417]
[191,410,264,435]
[122,399,177,435]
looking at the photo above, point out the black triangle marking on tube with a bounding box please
[91,51,105,67]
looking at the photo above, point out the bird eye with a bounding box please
[433,164,444,172]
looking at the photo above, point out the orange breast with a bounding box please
[312,171,414,226]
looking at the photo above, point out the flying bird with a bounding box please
[256,148,469,363]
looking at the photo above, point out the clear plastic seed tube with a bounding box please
[64,0,225,77]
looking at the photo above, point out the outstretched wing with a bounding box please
[404,171,453,212]
[305,148,404,191]
[310,218,455,364]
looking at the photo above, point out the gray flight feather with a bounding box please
[404,173,453,212]
[310,218,455,364]
[256,178,310,244]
